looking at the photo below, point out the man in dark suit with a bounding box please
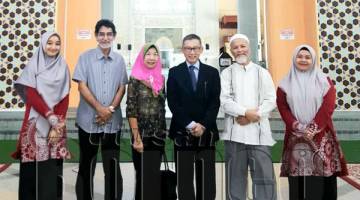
[167,34,221,200]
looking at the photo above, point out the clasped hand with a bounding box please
[303,128,318,141]
[235,109,260,126]
[95,106,112,125]
[48,121,65,144]
[190,123,205,137]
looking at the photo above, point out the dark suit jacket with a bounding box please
[167,61,221,148]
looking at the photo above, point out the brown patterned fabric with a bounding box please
[126,77,166,145]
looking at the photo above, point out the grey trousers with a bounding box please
[224,141,277,200]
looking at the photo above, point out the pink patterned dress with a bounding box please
[12,87,71,162]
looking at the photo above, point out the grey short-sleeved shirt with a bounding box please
[72,47,128,133]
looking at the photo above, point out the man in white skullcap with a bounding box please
[220,33,277,200]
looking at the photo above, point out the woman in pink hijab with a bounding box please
[126,44,166,200]
[13,32,71,200]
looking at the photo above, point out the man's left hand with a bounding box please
[236,116,251,126]
[245,109,260,122]
[191,123,205,137]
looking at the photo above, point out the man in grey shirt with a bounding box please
[72,19,128,200]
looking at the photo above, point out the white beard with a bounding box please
[235,55,248,65]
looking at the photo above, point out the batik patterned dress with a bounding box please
[126,77,166,147]
[12,87,71,162]
[277,79,348,177]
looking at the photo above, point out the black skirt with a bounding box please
[19,159,63,200]
[288,175,337,200]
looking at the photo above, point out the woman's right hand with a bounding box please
[48,128,61,144]
[303,129,315,141]
[55,121,66,134]
[133,138,144,153]
[129,119,143,153]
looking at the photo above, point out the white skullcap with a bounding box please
[229,33,250,44]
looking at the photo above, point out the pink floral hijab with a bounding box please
[130,44,164,95]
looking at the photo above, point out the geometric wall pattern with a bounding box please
[0,0,56,110]
[0,0,359,111]
[317,0,360,110]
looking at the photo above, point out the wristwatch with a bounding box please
[108,105,115,113]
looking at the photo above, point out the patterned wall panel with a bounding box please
[317,0,360,110]
[0,0,56,110]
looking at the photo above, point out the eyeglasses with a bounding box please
[97,32,114,38]
[183,46,202,52]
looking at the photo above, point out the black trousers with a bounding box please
[288,175,337,200]
[19,159,63,200]
[132,143,163,200]
[175,146,216,200]
[75,128,123,200]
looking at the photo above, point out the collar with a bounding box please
[96,46,115,60]
[186,60,200,70]
[234,61,254,71]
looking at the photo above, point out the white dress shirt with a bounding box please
[220,62,276,146]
